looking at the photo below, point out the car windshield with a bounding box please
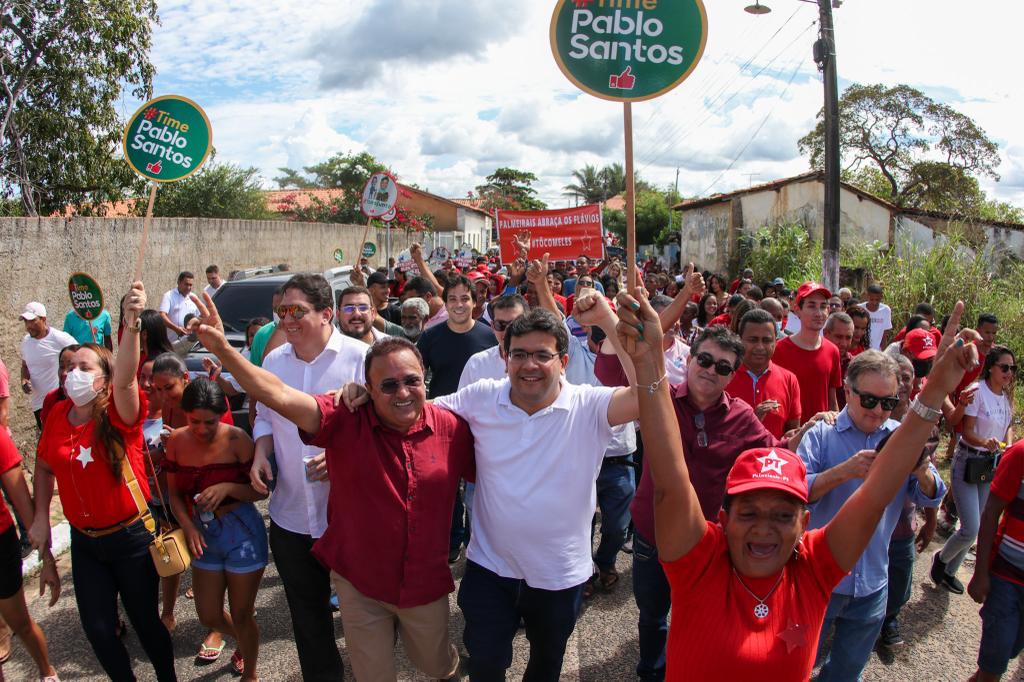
[212,281,280,334]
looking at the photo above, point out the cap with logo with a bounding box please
[725,448,809,503]
[20,302,46,321]
[794,281,832,307]
[904,328,938,360]
[466,271,488,282]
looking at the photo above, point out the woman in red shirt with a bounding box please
[614,291,978,681]
[164,378,266,681]
[0,430,59,681]
[29,282,177,682]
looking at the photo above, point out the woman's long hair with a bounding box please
[140,309,173,358]
[79,344,127,478]
[696,293,716,327]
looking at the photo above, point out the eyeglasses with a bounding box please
[995,363,1017,373]
[508,349,559,364]
[275,304,314,320]
[492,319,515,332]
[851,386,899,411]
[694,352,736,377]
[694,412,708,448]
[340,304,371,314]
[379,375,423,394]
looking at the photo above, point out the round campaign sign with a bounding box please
[122,95,213,182]
[381,206,397,223]
[360,172,399,219]
[333,248,345,263]
[68,272,105,321]
[362,242,378,258]
[550,0,708,102]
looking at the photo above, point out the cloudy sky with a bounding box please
[125,0,1024,209]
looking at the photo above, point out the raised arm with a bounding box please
[112,282,144,425]
[189,293,322,435]
[658,264,704,333]
[526,252,559,317]
[825,302,978,571]
[616,289,705,562]
[410,243,445,296]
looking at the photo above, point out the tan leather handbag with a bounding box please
[122,446,192,578]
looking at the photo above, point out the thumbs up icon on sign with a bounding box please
[146,160,163,174]
[609,67,636,90]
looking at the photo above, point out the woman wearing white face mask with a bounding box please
[29,282,178,682]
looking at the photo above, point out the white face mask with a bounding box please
[65,368,99,406]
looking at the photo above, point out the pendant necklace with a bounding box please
[732,566,785,619]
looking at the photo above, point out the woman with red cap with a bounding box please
[613,290,978,681]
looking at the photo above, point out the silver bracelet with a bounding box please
[636,373,669,395]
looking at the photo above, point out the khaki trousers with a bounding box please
[332,572,459,681]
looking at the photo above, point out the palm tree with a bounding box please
[598,163,626,199]
[563,165,605,205]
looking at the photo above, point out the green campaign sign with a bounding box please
[362,242,378,258]
[122,95,213,183]
[550,0,708,102]
[68,272,104,321]
[333,248,345,263]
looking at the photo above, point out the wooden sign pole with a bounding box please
[624,102,637,293]
[354,216,373,270]
[133,183,158,283]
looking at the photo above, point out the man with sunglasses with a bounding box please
[796,350,945,681]
[337,286,405,344]
[248,273,370,681]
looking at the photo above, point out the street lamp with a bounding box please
[744,0,842,291]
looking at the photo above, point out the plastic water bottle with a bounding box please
[195,494,215,524]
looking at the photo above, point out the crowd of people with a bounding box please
[0,248,1018,682]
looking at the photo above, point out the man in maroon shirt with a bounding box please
[773,281,843,417]
[726,308,801,439]
[193,313,473,681]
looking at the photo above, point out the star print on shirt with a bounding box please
[777,619,808,654]
[757,449,788,475]
[75,445,93,468]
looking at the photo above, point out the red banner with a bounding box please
[496,205,604,263]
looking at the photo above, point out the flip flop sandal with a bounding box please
[598,570,620,592]
[196,640,226,664]
[582,572,600,599]
[231,649,244,675]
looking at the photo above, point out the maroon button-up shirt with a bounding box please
[301,396,475,608]
[595,354,781,543]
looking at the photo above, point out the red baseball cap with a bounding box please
[466,271,488,282]
[725,448,809,503]
[794,281,832,307]
[904,328,938,360]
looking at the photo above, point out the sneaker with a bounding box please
[878,625,904,648]
[941,574,965,595]
[448,547,462,564]
[621,538,634,554]
[930,552,947,586]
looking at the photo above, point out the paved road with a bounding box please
[4,520,1022,681]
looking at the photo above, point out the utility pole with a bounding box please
[816,0,841,291]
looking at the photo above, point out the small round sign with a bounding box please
[550,0,708,102]
[68,272,105,321]
[381,206,397,223]
[333,248,345,263]
[122,95,213,183]
[362,242,377,258]
[360,172,399,219]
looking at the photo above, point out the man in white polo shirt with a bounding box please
[19,302,77,428]
[435,297,640,680]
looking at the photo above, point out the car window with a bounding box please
[213,281,280,333]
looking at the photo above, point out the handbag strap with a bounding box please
[120,446,157,536]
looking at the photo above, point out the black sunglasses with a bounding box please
[493,319,514,332]
[695,352,736,377]
[851,386,899,411]
[379,375,423,395]
[995,362,1017,374]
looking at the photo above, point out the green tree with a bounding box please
[475,167,546,211]
[152,162,271,219]
[273,151,389,222]
[563,164,604,204]
[800,83,1002,215]
[1,0,158,215]
[604,188,678,245]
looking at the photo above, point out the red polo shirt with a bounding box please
[37,390,150,529]
[708,312,731,328]
[0,431,22,534]
[664,523,847,681]
[772,337,843,420]
[302,396,475,608]
[725,361,801,439]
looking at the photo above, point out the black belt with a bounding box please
[602,455,635,468]
[961,444,996,458]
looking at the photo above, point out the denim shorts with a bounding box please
[978,573,1024,674]
[192,502,268,574]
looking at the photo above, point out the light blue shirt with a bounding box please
[63,309,112,345]
[797,409,946,597]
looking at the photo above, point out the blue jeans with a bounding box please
[70,521,177,681]
[978,574,1024,675]
[592,458,635,572]
[816,587,888,682]
[458,560,584,681]
[883,535,917,632]
[632,532,670,681]
[450,480,467,551]
[939,449,991,576]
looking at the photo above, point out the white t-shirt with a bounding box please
[867,303,892,350]
[159,288,200,342]
[458,346,505,390]
[785,311,802,335]
[203,283,223,299]
[964,380,1012,444]
[21,328,78,411]
[664,335,690,386]
[435,379,616,590]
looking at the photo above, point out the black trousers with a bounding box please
[268,521,344,681]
